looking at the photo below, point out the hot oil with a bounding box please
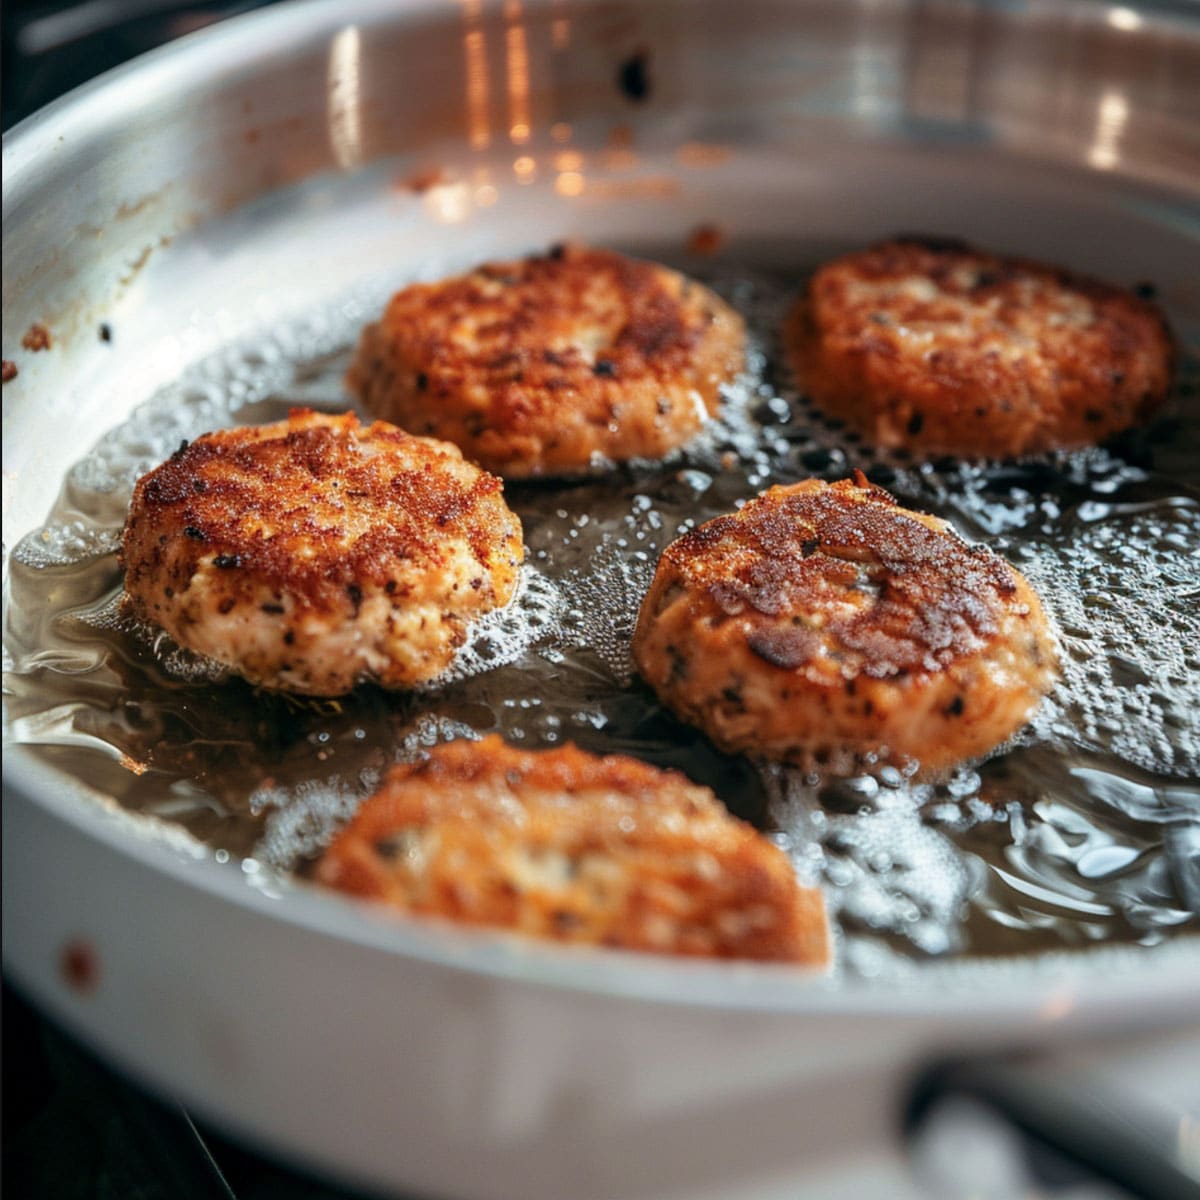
[4,261,1198,977]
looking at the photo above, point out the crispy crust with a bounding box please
[784,237,1175,457]
[346,243,746,478]
[316,736,830,964]
[632,476,1058,774]
[120,409,524,694]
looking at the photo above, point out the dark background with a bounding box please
[2,0,269,129]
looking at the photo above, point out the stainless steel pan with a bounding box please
[4,2,1199,1197]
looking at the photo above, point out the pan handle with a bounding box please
[903,1045,1200,1200]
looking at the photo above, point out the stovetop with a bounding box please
[2,981,374,1200]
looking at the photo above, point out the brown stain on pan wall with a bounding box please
[21,323,52,351]
[4,185,184,365]
[687,224,726,256]
[60,939,100,994]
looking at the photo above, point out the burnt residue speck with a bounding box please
[593,358,617,377]
[686,224,725,256]
[184,526,206,540]
[21,323,52,352]
[213,554,242,569]
[99,323,113,343]
[617,50,652,102]
[60,939,100,993]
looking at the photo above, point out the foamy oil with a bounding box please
[4,260,1198,977]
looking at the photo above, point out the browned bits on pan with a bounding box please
[783,237,1175,456]
[316,736,829,964]
[60,939,100,993]
[346,243,745,478]
[687,223,726,256]
[120,409,524,695]
[22,323,52,352]
[396,166,448,194]
[633,476,1059,775]
[1,360,17,383]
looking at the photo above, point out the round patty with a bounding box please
[315,735,829,964]
[120,409,524,695]
[632,475,1058,774]
[784,236,1174,457]
[346,243,746,478]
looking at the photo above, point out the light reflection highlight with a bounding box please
[462,0,491,150]
[327,25,363,169]
[505,1,531,145]
[555,171,584,196]
[551,0,570,49]
[1088,89,1129,170]
[1107,6,1144,32]
[423,182,473,224]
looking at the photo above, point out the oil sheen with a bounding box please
[4,261,1198,978]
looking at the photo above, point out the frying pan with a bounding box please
[4,1,1199,1197]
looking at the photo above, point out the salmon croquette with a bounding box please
[784,237,1174,457]
[346,243,746,478]
[633,476,1058,775]
[120,409,523,695]
[316,735,830,964]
